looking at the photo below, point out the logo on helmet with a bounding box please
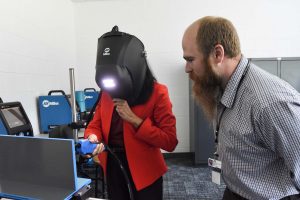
[103,48,110,56]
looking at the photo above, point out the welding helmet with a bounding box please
[95,26,147,105]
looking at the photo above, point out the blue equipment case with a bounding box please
[0,120,7,135]
[75,91,86,112]
[38,90,72,133]
[0,97,5,135]
[83,88,99,111]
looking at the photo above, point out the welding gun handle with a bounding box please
[76,139,98,155]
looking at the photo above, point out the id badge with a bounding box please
[208,158,222,185]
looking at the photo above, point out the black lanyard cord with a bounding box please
[214,61,251,157]
[214,107,226,144]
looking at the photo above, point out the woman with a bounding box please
[85,61,178,200]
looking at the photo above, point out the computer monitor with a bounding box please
[0,102,33,136]
[0,135,91,199]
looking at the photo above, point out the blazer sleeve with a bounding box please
[84,101,103,141]
[134,84,178,152]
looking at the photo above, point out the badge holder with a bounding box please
[208,158,222,185]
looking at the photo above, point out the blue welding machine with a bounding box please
[38,90,72,133]
[83,88,99,112]
[0,120,7,135]
[0,97,4,135]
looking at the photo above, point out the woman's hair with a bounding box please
[132,60,156,106]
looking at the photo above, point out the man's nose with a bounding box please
[185,64,192,73]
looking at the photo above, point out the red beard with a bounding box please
[190,59,222,120]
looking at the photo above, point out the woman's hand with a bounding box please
[87,134,98,143]
[113,98,143,128]
[92,143,105,156]
[87,134,104,156]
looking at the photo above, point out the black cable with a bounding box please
[77,141,135,200]
[101,143,135,200]
[79,91,134,199]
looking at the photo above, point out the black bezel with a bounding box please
[0,102,33,136]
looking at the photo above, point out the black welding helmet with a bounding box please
[95,26,147,105]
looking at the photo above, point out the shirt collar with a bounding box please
[220,55,249,108]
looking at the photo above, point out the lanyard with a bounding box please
[214,60,251,158]
[214,107,226,144]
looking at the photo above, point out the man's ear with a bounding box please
[208,44,225,75]
[213,44,224,64]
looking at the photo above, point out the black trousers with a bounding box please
[222,187,300,200]
[222,187,247,200]
[106,151,163,200]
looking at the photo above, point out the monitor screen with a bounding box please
[0,135,90,199]
[1,107,26,128]
[0,102,33,136]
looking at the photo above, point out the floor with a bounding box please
[85,155,226,200]
[163,156,226,200]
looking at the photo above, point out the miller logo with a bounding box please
[42,100,59,108]
[85,96,93,100]
[103,48,110,56]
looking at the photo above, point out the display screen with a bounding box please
[1,107,26,128]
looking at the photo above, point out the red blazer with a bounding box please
[84,82,178,191]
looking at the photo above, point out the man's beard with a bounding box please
[190,59,223,121]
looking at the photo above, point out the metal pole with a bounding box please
[69,68,78,142]
[277,57,282,78]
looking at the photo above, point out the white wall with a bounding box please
[1,0,300,152]
[73,0,300,152]
[0,0,76,134]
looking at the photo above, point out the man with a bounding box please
[182,16,300,200]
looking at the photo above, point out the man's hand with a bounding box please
[113,98,143,128]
